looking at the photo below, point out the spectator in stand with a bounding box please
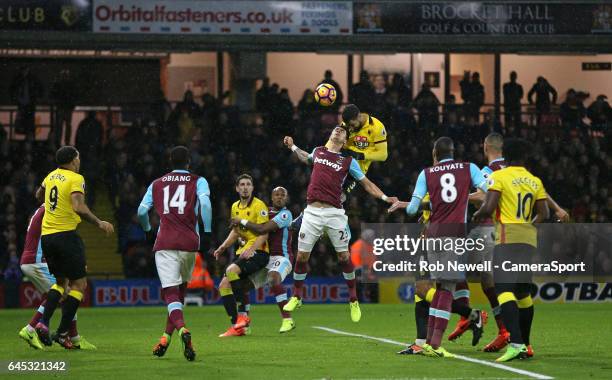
[319,70,343,111]
[459,71,471,106]
[389,73,412,106]
[442,94,463,140]
[413,82,440,130]
[150,88,172,132]
[371,74,392,125]
[443,94,461,125]
[297,89,318,121]
[9,66,44,142]
[271,88,294,136]
[560,89,587,135]
[503,71,524,129]
[464,71,485,121]
[587,95,611,135]
[50,69,77,146]
[175,90,200,119]
[255,77,271,113]
[350,70,375,113]
[528,76,558,125]
[75,111,104,206]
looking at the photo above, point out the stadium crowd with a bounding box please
[0,69,611,283]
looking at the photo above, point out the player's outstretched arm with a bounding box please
[388,200,409,213]
[358,177,397,204]
[473,190,501,223]
[71,192,114,235]
[230,218,278,235]
[284,136,311,164]
[546,192,569,222]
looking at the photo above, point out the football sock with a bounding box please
[41,284,64,327]
[484,286,506,332]
[414,297,429,341]
[68,313,78,338]
[430,289,453,349]
[451,299,472,318]
[57,290,83,335]
[220,287,238,325]
[238,289,250,317]
[518,296,534,345]
[29,298,46,328]
[427,289,440,343]
[164,286,186,331]
[454,282,470,307]
[271,283,290,318]
[498,292,523,345]
[340,259,358,303]
[221,272,241,325]
[292,260,309,300]
[179,283,187,304]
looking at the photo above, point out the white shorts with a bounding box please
[21,263,56,293]
[249,255,293,289]
[467,226,495,268]
[298,205,351,253]
[155,250,196,288]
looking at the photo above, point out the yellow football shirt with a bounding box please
[327,114,388,174]
[231,197,269,254]
[488,166,547,247]
[41,168,85,235]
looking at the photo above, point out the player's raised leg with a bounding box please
[338,249,361,322]
[328,211,360,322]
[285,206,323,312]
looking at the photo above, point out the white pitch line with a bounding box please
[313,326,553,380]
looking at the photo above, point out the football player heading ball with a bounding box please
[327,104,389,198]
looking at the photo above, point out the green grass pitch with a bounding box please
[1,303,611,379]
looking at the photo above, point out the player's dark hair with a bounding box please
[236,173,253,186]
[433,137,454,160]
[56,146,79,166]
[503,138,529,164]
[342,104,360,123]
[170,146,190,169]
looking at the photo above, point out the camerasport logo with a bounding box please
[93,0,352,35]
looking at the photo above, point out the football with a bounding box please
[314,83,337,106]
